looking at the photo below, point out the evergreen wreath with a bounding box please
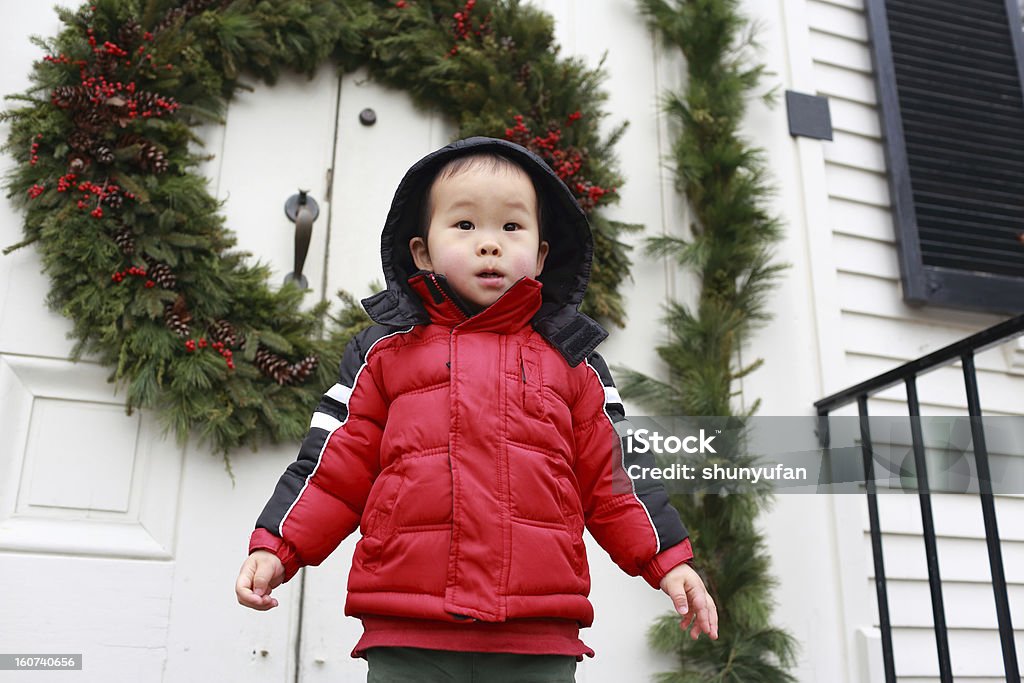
[617,0,799,680]
[2,0,637,456]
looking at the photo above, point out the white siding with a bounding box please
[804,0,1024,680]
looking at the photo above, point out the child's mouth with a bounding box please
[477,271,505,287]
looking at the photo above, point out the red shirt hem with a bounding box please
[350,616,595,662]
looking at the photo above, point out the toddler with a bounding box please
[235,137,718,682]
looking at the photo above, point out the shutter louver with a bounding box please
[867,0,1024,313]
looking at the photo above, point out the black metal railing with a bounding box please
[814,313,1024,683]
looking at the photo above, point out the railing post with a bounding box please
[856,396,896,683]
[961,352,1020,683]
[905,375,953,683]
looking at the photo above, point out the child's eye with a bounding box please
[503,223,521,231]
[457,220,474,230]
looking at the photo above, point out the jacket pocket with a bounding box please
[518,346,547,420]
[362,472,404,538]
[358,472,403,571]
[556,477,586,575]
[556,477,584,534]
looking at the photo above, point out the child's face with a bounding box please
[409,163,549,311]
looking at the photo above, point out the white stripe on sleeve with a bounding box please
[310,412,342,432]
[325,383,353,405]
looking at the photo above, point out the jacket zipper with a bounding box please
[428,273,470,321]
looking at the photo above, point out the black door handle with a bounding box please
[283,190,319,289]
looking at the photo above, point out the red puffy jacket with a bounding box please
[249,137,692,642]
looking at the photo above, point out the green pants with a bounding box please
[365,646,577,683]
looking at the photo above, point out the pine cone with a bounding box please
[148,262,176,289]
[208,320,239,348]
[516,63,531,85]
[255,345,292,385]
[163,302,191,337]
[153,0,216,34]
[75,109,109,133]
[113,226,135,254]
[51,85,89,110]
[134,91,158,111]
[67,152,90,173]
[152,7,184,34]
[104,192,124,209]
[93,53,120,78]
[93,144,115,164]
[68,131,95,151]
[117,19,142,49]
[288,356,319,385]
[136,141,168,174]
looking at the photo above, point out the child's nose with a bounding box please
[478,241,501,256]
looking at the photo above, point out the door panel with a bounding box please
[0,355,184,682]
[210,67,339,301]
[323,67,455,304]
[161,65,344,682]
[296,69,455,682]
[0,356,181,560]
[2,553,174,682]
[161,443,304,683]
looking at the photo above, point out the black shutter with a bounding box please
[866,0,1024,314]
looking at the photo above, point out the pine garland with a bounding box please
[616,1,799,680]
[2,0,636,455]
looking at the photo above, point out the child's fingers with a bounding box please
[708,596,719,639]
[690,596,719,640]
[252,562,274,597]
[235,558,279,610]
[680,610,696,633]
[669,590,689,616]
[236,582,279,610]
[680,587,719,640]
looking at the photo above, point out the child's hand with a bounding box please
[235,550,285,610]
[660,562,719,641]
